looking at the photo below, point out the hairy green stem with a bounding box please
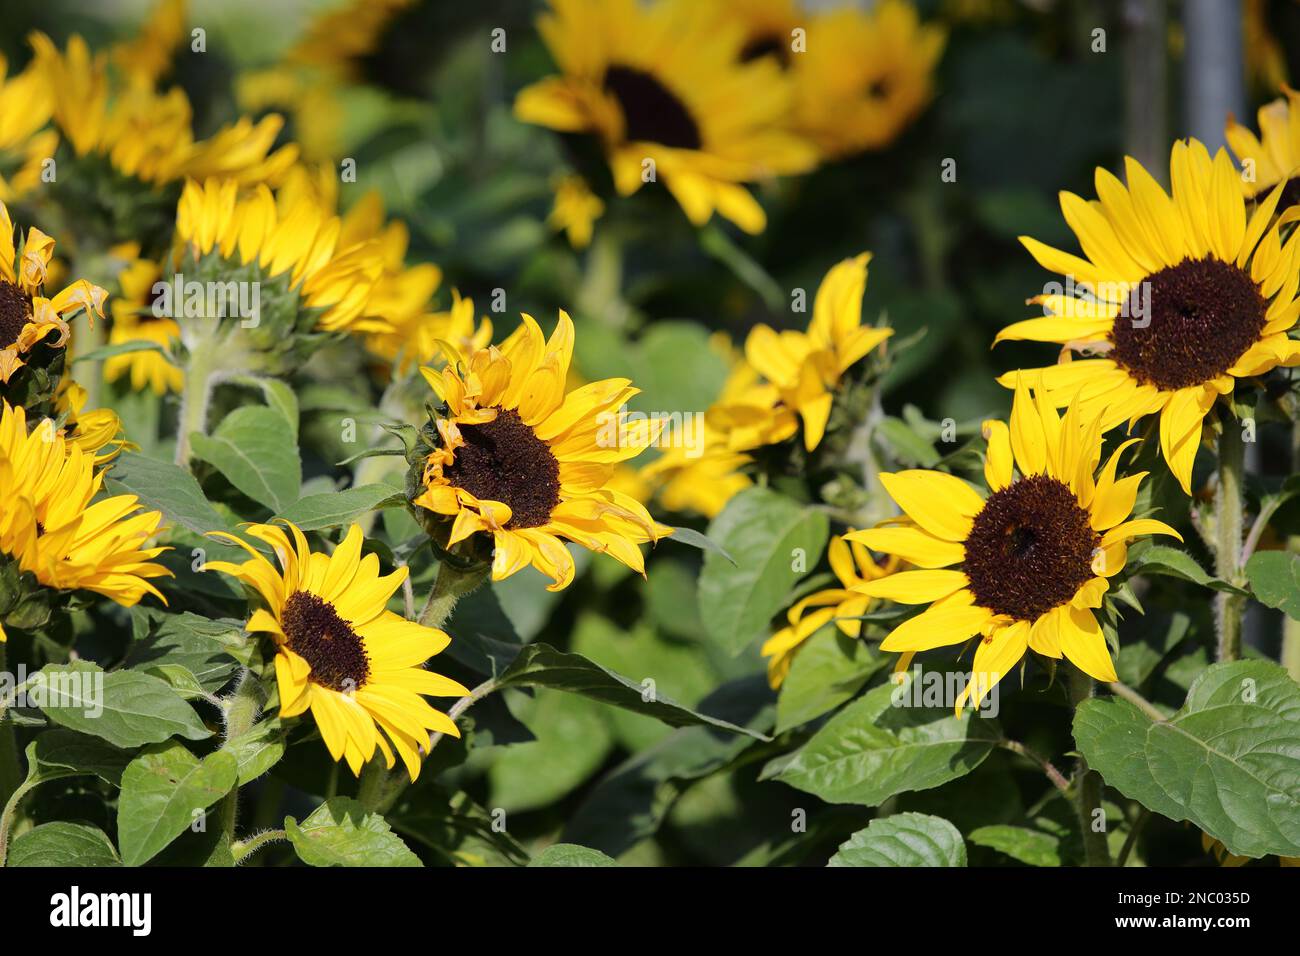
[1105,681,1167,723]
[1068,669,1112,867]
[231,828,286,865]
[418,559,490,630]
[218,671,263,843]
[174,336,220,467]
[997,739,1070,794]
[1215,422,1246,662]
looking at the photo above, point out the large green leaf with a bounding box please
[1074,660,1300,858]
[828,812,967,867]
[774,674,999,805]
[497,642,767,739]
[26,729,131,786]
[776,627,886,733]
[126,611,248,692]
[1245,551,1300,621]
[286,797,422,867]
[28,662,211,748]
[7,823,122,867]
[699,488,830,655]
[117,742,239,866]
[1128,544,1248,596]
[106,452,239,542]
[276,484,404,531]
[191,406,301,513]
[968,824,1063,867]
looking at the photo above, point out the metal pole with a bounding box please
[1182,0,1246,149]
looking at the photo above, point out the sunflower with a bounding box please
[371,288,493,379]
[55,380,131,464]
[719,0,945,159]
[0,200,108,386]
[1226,85,1300,202]
[849,381,1181,714]
[761,533,897,688]
[994,139,1300,494]
[548,174,605,249]
[203,521,468,780]
[414,311,670,591]
[103,256,183,395]
[111,0,188,91]
[0,399,169,640]
[0,54,57,203]
[30,32,296,190]
[515,0,817,234]
[174,177,386,338]
[744,252,891,451]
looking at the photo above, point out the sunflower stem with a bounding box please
[418,559,490,630]
[0,644,22,821]
[231,828,286,865]
[217,670,263,843]
[174,338,218,467]
[1214,421,1246,662]
[1068,668,1112,867]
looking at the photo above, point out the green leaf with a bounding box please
[528,844,618,867]
[1129,544,1248,596]
[7,823,122,867]
[489,688,614,812]
[107,451,242,543]
[71,340,167,364]
[117,742,239,866]
[285,797,422,867]
[276,484,404,531]
[497,642,767,739]
[223,720,286,785]
[969,824,1062,867]
[774,674,999,806]
[231,374,299,438]
[665,527,735,564]
[190,406,301,513]
[828,813,967,866]
[28,662,211,748]
[776,627,887,733]
[125,611,247,692]
[1245,551,1300,620]
[699,488,830,655]
[1074,660,1300,858]
[27,729,131,786]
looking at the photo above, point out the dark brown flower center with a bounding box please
[280,591,370,693]
[963,475,1100,622]
[443,407,561,529]
[0,280,32,350]
[740,34,791,67]
[1110,256,1267,390]
[603,65,703,151]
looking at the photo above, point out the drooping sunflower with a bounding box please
[415,311,670,591]
[994,139,1300,494]
[174,177,386,340]
[761,533,897,689]
[719,0,946,159]
[0,200,108,387]
[0,54,57,203]
[204,521,467,780]
[1225,85,1300,203]
[849,382,1181,713]
[515,0,818,234]
[0,400,169,641]
[103,255,183,395]
[744,252,892,451]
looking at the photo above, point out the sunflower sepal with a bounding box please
[0,560,57,634]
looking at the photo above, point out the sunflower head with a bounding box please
[411,310,669,591]
[0,53,56,203]
[995,138,1300,494]
[104,255,183,396]
[171,177,386,373]
[203,521,468,780]
[0,201,108,414]
[515,0,818,234]
[0,399,169,641]
[1226,84,1300,203]
[850,381,1181,714]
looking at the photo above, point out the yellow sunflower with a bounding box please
[371,288,493,379]
[0,200,108,385]
[744,252,892,451]
[55,380,131,464]
[30,32,296,190]
[718,0,945,159]
[415,311,670,591]
[1226,85,1300,201]
[849,381,1181,714]
[515,0,817,234]
[0,399,169,641]
[203,521,467,780]
[761,533,897,688]
[0,54,57,203]
[104,256,183,395]
[175,177,386,336]
[111,0,188,91]
[994,139,1300,494]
